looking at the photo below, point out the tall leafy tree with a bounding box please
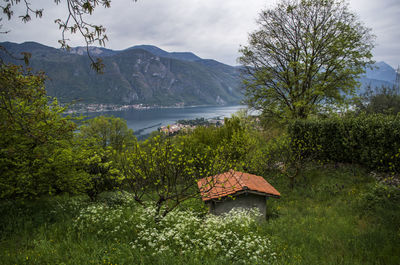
[77,116,137,200]
[0,64,88,199]
[239,0,374,120]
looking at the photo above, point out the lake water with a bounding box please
[86,105,246,137]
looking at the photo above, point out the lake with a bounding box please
[85,105,247,137]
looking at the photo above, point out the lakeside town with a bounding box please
[158,117,225,135]
[63,102,186,114]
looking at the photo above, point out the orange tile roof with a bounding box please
[197,170,281,201]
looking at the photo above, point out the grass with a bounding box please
[0,164,399,264]
[264,164,400,264]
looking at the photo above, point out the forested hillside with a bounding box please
[0,41,242,106]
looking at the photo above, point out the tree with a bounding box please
[356,84,400,115]
[261,133,320,189]
[182,116,256,168]
[76,116,137,200]
[239,0,374,120]
[116,135,230,221]
[0,64,89,199]
[79,116,136,152]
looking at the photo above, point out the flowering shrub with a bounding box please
[132,207,276,264]
[74,200,276,264]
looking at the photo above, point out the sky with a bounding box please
[1,0,399,68]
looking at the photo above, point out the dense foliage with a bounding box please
[289,114,400,173]
[183,116,255,165]
[239,0,374,119]
[356,85,400,115]
[0,65,88,199]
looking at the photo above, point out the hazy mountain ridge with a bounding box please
[364,61,397,83]
[0,41,242,106]
[358,61,398,94]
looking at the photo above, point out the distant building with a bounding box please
[197,170,280,219]
[159,124,192,135]
[208,119,225,126]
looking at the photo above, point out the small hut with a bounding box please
[197,170,280,219]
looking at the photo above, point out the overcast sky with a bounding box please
[1,0,399,68]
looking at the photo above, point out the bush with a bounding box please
[183,115,256,165]
[357,183,400,226]
[289,114,400,173]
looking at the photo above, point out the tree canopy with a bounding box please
[239,0,375,120]
[0,64,87,198]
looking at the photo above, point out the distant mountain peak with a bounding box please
[375,61,392,67]
[364,61,396,84]
[126,45,170,56]
[127,45,202,62]
[20,41,49,47]
[6,41,56,51]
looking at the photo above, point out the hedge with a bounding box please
[289,114,400,173]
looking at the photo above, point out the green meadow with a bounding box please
[1,162,399,265]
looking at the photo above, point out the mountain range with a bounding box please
[0,41,242,106]
[359,61,398,93]
[0,41,398,106]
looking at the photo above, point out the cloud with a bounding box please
[349,0,400,67]
[93,0,267,64]
[1,0,399,67]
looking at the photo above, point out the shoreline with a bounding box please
[63,103,242,114]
